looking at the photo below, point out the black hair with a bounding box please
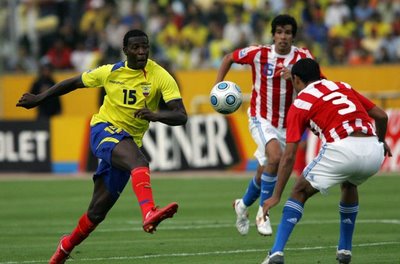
[123,29,148,47]
[291,58,321,83]
[271,14,297,37]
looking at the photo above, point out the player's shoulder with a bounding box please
[110,61,126,72]
[146,59,170,75]
[337,81,352,89]
[321,79,352,90]
[84,62,121,74]
[292,46,313,56]
[236,45,265,58]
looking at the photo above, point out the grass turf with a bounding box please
[0,173,399,263]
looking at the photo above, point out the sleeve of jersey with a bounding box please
[352,89,376,111]
[159,70,182,103]
[232,46,259,64]
[286,104,308,143]
[81,65,112,88]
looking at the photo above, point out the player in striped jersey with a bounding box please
[17,29,187,263]
[261,58,392,264]
[215,14,317,236]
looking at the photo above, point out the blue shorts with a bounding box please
[90,122,132,199]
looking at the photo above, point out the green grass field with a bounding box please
[0,173,399,264]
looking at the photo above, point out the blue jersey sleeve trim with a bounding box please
[111,61,125,72]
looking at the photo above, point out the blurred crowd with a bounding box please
[2,0,400,73]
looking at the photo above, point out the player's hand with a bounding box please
[262,196,280,221]
[16,93,42,109]
[383,141,392,157]
[278,67,292,80]
[134,108,158,122]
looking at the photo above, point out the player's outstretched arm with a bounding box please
[134,99,187,126]
[214,53,234,84]
[16,75,84,109]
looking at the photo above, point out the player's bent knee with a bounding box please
[291,178,317,202]
[266,153,282,168]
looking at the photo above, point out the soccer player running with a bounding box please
[215,14,318,236]
[261,58,392,264]
[16,29,188,264]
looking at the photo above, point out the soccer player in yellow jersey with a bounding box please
[17,29,188,264]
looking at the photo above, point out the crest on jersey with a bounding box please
[141,82,151,97]
[238,46,258,59]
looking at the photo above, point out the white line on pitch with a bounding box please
[95,218,400,232]
[0,241,399,264]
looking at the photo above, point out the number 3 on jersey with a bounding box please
[323,92,356,115]
[123,89,137,105]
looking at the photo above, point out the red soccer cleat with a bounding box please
[142,202,178,233]
[49,235,70,264]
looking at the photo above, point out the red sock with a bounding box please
[62,212,97,252]
[131,167,155,220]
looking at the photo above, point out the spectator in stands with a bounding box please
[375,0,400,24]
[392,11,400,36]
[7,44,37,73]
[324,0,351,29]
[5,0,400,70]
[103,15,128,63]
[354,0,374,24]
[146,1,165,37]
[374,33,400,63]
[363,11,391,38]
[223,5,254,49]
[29,62,62,119]
[181,15,208,48]
[120,2,145,29]
[327,15,358,64]
[250,2,273,45]
[16,0,39,59]
[44,37,72,70]
[58,19,81,51]
[207,1,228,27]
[207,21,233,68]
[79,0,109,34]
[348,46,374,65]
[361,27,383,58]
[71,40,101,72]
[303,3,329,49]
[35,0,61,58]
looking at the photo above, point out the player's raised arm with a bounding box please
[16,75,84,109]
[214,52,234,84]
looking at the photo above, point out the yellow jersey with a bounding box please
[82,59,182,146]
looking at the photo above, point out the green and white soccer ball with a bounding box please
[210,81,243,114]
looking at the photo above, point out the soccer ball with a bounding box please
[210,81,243,114]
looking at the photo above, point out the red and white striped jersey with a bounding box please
[286,79,376,143]
[232,44,314,129]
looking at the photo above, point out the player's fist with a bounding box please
[16,93,42,109]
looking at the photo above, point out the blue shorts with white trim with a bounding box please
[90,122,132,198]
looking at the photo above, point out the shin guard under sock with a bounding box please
[131,167,155,220]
